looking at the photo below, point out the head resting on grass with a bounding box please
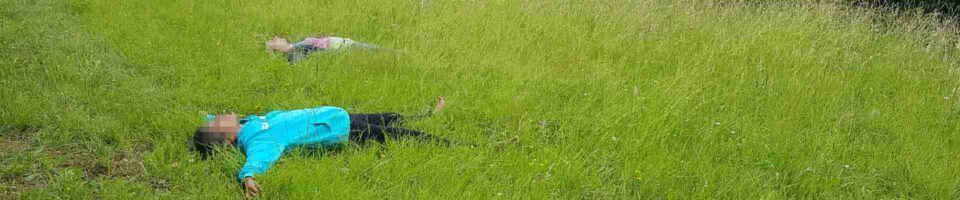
[193,113,240,157]
[265,36,292,54]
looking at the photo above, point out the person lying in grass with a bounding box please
[265,36,385,63]
[193,97,449,197]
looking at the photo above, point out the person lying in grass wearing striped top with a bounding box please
[193,97,449,198]
[265,36,385,63]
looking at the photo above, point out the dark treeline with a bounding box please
[853,0,960,19]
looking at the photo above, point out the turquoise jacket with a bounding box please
[235,106,351,181]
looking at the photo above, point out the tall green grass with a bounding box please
[1,0,958,198]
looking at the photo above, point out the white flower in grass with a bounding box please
[713,121,721,126]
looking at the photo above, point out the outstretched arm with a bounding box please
[238,142,284,197]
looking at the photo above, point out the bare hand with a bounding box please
[243,177,260,198]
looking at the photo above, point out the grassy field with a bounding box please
[1,0,959,198]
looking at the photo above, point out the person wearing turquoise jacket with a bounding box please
[193,97,448,198]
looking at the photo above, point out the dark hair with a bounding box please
[193,128,227,158]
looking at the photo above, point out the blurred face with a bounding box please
[266,37,291,51]
[200,114,240,144]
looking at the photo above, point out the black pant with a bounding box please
[348,112,445,145]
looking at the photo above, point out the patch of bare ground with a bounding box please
[0,125,42,199]
[0,126,168,197]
